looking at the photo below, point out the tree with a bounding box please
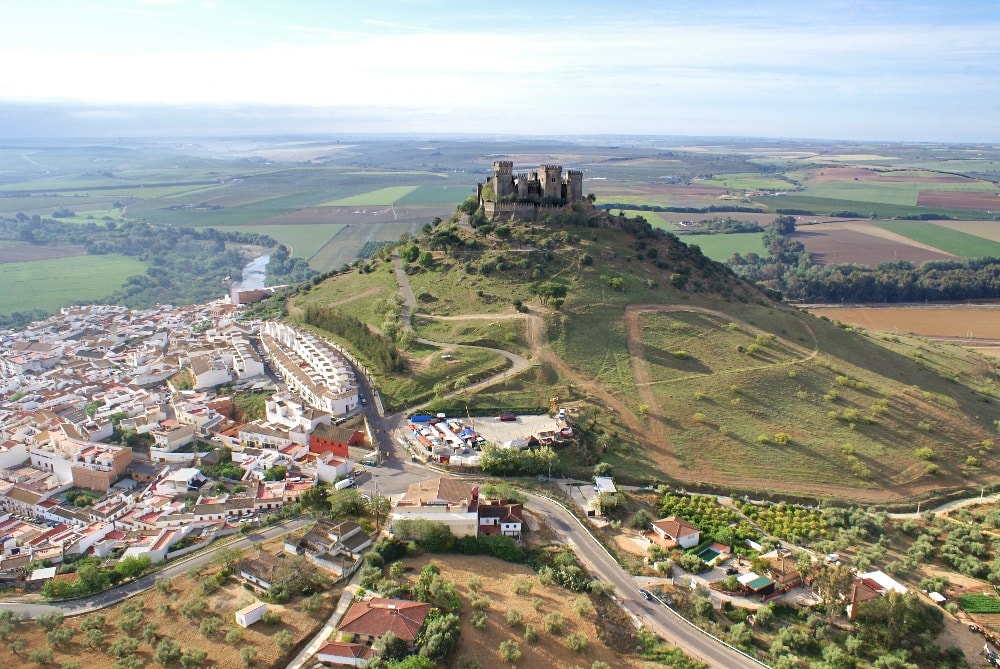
[107,637,140,658]
[498,639,521,664]
[115,554,152,579]
[565,632,588,652]
[593,462,613,478]
[118,610,144,635]
[374,631,408,661]
[28,648,54,666]
[226,628,244,646]
[199,616,222,638]
[263,465,287,481]
[142,623,160,645]
[179,648,208,669]
[154,638,182,666]
[239,645,257,667]
[46,626,75,647]
[366,493,391,533]
[773,215,797,235]
[274,630,294,652]
[35,612,63,631]
[86,627,105,649]
[0,610,19,640]
[8,636,27,655]
[418,613,460,659]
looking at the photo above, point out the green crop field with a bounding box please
[801,180,995,207]
[0,254,145,314]
[701,173,795,191]
[397,185,473,205]
[959,594,1000,614]
[874,221,1000,258]
[755,194,997,220]
[320,186,419,207]
[224,224,345,259]
[678,233,765,261]
[615,209,678,231]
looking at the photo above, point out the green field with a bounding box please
[801,180,995,207]
[678,233,765,261]
[755,194,997,220]
[398,185,472,205]
[701,174,796,191]
[614,209,678,231]
[0,254,145,313]
[320,186,419,207]
[224,224,345,260]
[873,221,1000,258]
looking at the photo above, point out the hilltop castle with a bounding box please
[477,161,587,221]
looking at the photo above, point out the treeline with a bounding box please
[303,304,405,374]
[726,218,1000,302]
[682,218,763,235]
[265,245,315,285]
[597,203,763,214]
[0,214,284,315]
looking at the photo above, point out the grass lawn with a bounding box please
[678,233,765,262]
[873,221,1000,258]
[320,186,419,207]
[0,254,146,314]
[406,260,535,316]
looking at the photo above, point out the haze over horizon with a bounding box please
[2,0,998,143]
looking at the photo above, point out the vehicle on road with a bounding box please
[498,411,516,422]
[334,477,356,490]
[639,589,653,601]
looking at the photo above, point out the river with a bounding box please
[235,253,270,292]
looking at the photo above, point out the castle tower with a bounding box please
[492,161,514,200]
[538,164,563,200]
[565,170,584,202]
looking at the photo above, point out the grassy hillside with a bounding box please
[290,207,1000,504]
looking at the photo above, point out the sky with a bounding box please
[1,0,998,142]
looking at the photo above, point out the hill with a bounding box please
[288,205,1000,505]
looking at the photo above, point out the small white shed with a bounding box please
[235,601,268,628]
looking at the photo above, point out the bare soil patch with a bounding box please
[810,167,972,184]
[933,220,1000,242]
[0,244,88,263]
[402,553,642,669]
[807,305,1000,339]
[917,190,1000,210]
[0,564,336,668]
[791,225,954,266]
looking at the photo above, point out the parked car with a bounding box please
[726,567,739,575]
[498,411,516,422]
[638,589,653,601]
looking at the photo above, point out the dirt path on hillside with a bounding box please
[624,303,824,486]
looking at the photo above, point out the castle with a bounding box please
[477,161,586,221]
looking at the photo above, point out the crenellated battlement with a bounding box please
[478,161,590,221]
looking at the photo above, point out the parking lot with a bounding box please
[465,413,562,445]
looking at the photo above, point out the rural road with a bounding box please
[0,518,311,619]
[527,493,767,669]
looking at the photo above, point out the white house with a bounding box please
[651,515,701,549]
[235,601,268,628]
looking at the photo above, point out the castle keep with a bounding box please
[477,161,585,221]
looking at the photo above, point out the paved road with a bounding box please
[527,493,766,669]
[0,518,310,619]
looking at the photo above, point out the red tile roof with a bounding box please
[337,597,431,641]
